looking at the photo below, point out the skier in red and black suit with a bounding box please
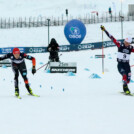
[0,48,36,98]
[101,25,134,95]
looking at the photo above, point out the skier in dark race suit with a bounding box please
[0,48,38,98]
[101,25,133,95]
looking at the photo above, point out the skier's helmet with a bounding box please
[13,48,20,54]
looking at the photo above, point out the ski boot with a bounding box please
[28,87,34,95]
[15,88,21,99]
[123,85,131,95]
[15,88,19,96]
[26,84,33,95]
[26,84,40,97]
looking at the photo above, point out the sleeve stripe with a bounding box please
[32,58,36,66]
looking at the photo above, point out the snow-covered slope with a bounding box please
[0,0,133,18]
[0,21,133,47]
[0,21,134,134]
[1,47,134,134]
[0,1,134,134]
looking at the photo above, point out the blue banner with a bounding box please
[0,47,25,54]
[0,39,123,54]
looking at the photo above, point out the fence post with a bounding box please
[0,18,3,29]
[36,17,39,27]
[58,17,59,26]
[133,14,134,21]
[5,19,6,29]
[25,17,26,27]
[29,17,31,28]
[20,17,22,28]
[13,18,14,28]
[128,14,129,21]
[33,17,35,27]
[62,14,64,25]
[110,14,112,22]
[8,18,10,28]
[17,18,19,28]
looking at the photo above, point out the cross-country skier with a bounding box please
[47,38,60,62]
[0,48,38,98]
[101,25,133,95]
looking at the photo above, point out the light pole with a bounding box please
[47,19,50,45]
[120,0,123,39]
[66,9,68,22]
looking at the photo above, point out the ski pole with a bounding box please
[44,61,50,70]
[59,53,62,57]
[36,53,62,71]
[36,62,49,71]
[44,53,63,70]
[131,65,134,67]
[102,30,104,74]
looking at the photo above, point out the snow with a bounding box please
[0,0,134,18]
[0,0,134,134]
[1,46,134,134]
[0,47,133,134]
[0,21,134,47]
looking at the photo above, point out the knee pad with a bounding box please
[22,72,27,76]
[22,72,27,79]
[24,80,29,84]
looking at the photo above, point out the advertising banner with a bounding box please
[0,39,124,54]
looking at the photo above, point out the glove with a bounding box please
[100,25,105,31]
[32,66,36,75]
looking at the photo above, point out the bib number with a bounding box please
[123,54,126,59]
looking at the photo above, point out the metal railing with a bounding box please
[0,12,134,29]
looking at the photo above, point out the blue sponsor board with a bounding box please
[59,45,70,52]
[0,47,46,54]
[0,39,123,54]
[0,47,25,54]
[69,39,123,51]
[77,43,95,50]
[26,47,46,53]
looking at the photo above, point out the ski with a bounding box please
[27,93,40,97]
[16,96,22,99]
[120,92,134,96]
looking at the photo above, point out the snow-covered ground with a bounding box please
[0,21,134,134]
[0,0,133,18]
[0,1,134,134]
[0,21,134,47]
[1,47,134,134]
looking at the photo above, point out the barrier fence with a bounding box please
[0,37,134,54]
[0,12,134,29]
[0,39,126,54]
